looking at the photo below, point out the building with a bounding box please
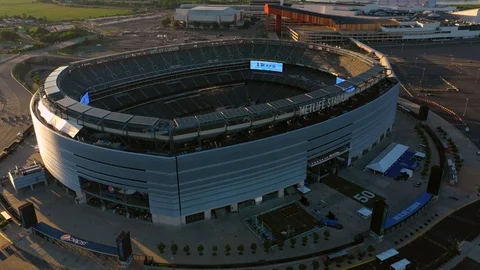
[378,0,436,8]
[266,4,480,42]
[31,39,399,226]
[8,163,47,193]
[174,6,243,27]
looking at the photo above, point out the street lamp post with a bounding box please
[418,68,425,91]
[463,98,469,117]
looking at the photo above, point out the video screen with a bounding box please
[336,77,345,84]
[80,92,90,105]
[250,61,283,73]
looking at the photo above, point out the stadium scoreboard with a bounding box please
[250,60,283,72]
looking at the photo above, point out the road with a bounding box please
[0,37,91,153]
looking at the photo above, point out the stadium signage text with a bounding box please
[149,46,179,54]
[298,91,355,116]
[60,234,89,246]
[391,202,421,221]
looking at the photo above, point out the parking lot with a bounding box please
[376,43,480,148]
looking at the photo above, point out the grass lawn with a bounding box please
[323,174,384,209]
[257,202,320,242]
[0,0,132,22]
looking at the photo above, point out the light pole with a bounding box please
[418,68,425,91]
[463,98,469,117]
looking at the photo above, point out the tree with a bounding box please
[324,230,330,240]
[225,244,231,256]
[221,22,230,29]
[212,22,220,30]
[183,245,190,256]
[367,245,375,256]
[290,237,297,248]
[170,243,178,255]
[298,264,307,270]
[313,232,320,243]
[250,243,257,254]
[237,244,244,255]
[312,260,320,270]
[212,245,218,256]
[348,253,355,263]
[277,240,285,250]
[263,240,271,253]
[192,21,201,29]
[301,236,308,246]
[161,17,171,27]
[250,16,258,23]
[197,244,204,256]
[157,242,166,253]
[173,20,181,28]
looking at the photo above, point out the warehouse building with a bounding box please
[174,6,243,27]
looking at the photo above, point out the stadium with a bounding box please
[30,39,399,225]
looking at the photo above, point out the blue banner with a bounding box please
[385,192,433,229]
[32,222,118,256]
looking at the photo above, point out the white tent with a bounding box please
[297,185,311,194]
[390,258,411,270]
[414,152,426,159]
[356,207,372,219]
[365,143,409,174]
[400,168,413,178]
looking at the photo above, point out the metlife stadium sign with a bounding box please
[298,91,356,116]
[250,61,283,72]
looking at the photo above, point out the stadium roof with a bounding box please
[103,112,132,123]
[69,102,91,114]
[196,112,225,125]
[269,99,295,111]
[56,97,77,108]
[221,107,250,120]
[129,115,159,126]
[84,107,110,119]
[246,104,272,116]
[175,116,198,129]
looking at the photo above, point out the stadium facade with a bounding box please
[31,39,399,225]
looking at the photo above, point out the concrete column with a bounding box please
[101,205,106,211]
[368,144,373,151]
[277,189,284,198]
[126,212,130,219]
[255,196,262,205]
[204,210,212,220]
[44,179,48,186]
[31,184,34,191]
[347,157,352,166]
[275,15,282,36]
[230,203,238,213]
[377,136,381,144]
